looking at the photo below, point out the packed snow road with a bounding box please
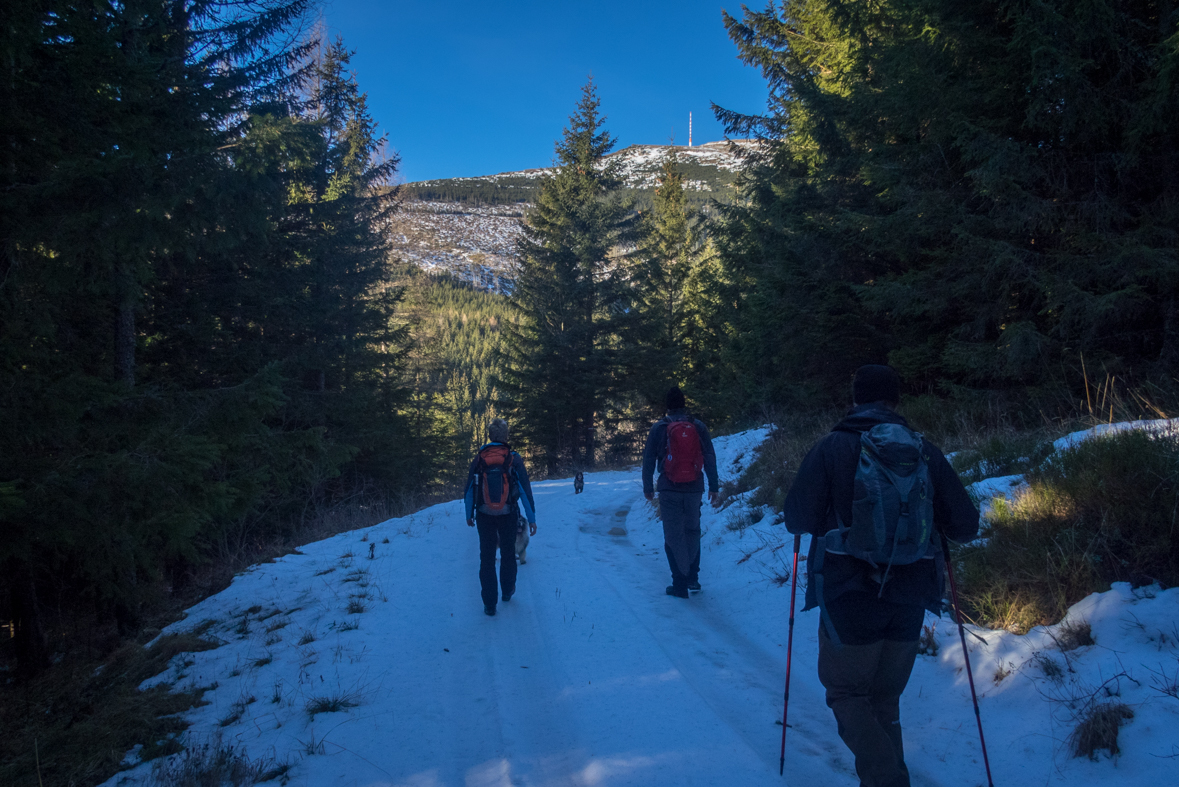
[108,427,1179,787]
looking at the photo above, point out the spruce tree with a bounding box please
[635,152,691,379]
[0,2,426,676]
[713,0,1179,408]
[503,79,636,470]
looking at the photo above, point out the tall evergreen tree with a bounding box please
[502,79,636,470]
[0,4,418,675]
[635,152,691,378]
[713,0,1179,409]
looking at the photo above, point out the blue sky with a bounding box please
[319,1,770,183]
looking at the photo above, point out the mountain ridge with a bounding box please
[405,139,759,195]
[390,140,759,290]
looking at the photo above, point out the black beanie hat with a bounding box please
[666,386,686,410]
[852,365,901,406]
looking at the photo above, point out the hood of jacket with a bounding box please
[832,403,910,435]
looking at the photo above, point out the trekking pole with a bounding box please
[940,533,995,787]
[779,533,802,776]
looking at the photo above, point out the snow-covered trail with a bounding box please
[109,426,1179,787]
[309,468,833,786]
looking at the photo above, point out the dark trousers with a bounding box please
[818,591,924,787]
[659,490,702,589]
[476,511,517,608]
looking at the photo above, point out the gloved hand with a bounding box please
[466,518,475,527]
[529,521,537,536]
[709,490,720,508]
[644,491,655,501]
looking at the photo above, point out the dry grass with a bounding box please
[1056,620,1096,651]
[1069,702,1135,759]
[718,410,838,511]
[0,629,221,786]
[149,734,288,786]
[956,428,1179,630]
[917,625,940,657]
[305,690,361,718]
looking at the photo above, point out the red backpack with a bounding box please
[663,419,703,483]
[476,444,516,514]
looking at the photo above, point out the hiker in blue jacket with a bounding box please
[642,387,719,599]
[781,365,979,787]
[464,418,536,616]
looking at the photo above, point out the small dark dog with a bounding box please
[574,471,584,494]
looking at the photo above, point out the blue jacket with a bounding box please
[781,404,979,613]
[464,443,536,523]
[642,408,719,496]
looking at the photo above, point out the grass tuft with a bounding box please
[1069,702,1135,759]
[1036,654,1065,682]
[917,625,939,657]
[305,691,360,718]
[1056,620,1095,652]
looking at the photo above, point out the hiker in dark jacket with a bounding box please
[642,386,719,599]
[464,418,536,617]
[781,365,978,787]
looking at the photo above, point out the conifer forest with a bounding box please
[2,0,1178,727]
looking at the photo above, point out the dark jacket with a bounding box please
[642,408,720,496]
[464,443,536,523]
[782,404,979,614]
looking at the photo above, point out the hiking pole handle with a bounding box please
[780,533,802,776]
[940,532,996,787]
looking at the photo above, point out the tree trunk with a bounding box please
[584,411,596,469]
[8,560,50,677]
[115,264,136,387]
[1161,295,1179,367]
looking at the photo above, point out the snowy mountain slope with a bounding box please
[106,426,1179,787]
[390,141,760,290]
[410,140,759,195]
[388,201,524,292]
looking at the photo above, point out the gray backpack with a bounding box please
[827,423,935,582]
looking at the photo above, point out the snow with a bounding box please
[412,140,762,194]
[1052,419,1179,452]
[105,425,1179,786]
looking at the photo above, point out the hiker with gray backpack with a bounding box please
[465,418,537,617]
[642,386,720,599]
[780,365,979,787]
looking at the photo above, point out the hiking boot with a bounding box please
[666,585,690,599]
[688,581,702,593]
[484,605,496,616]
[502,591,513,602]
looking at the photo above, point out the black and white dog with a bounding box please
[574,471,584,494]
[515,514,530,564]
